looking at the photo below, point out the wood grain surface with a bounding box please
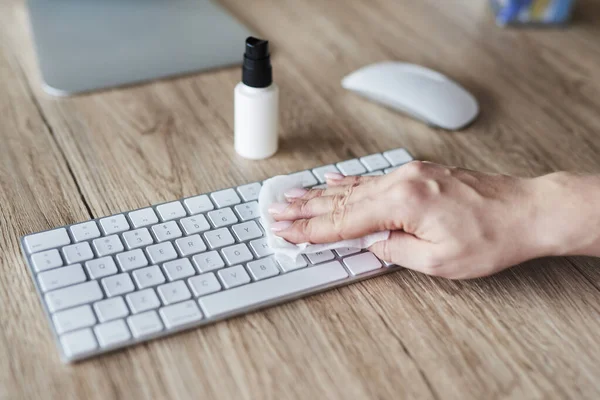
[2,0,600,399]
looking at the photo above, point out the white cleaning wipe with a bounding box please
[258,174,390,262]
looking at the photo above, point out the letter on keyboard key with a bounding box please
[157,281,192,305]
[127,311,164,338]
[53,305,96,334]
[237,182,262,201]
[163,258,196,281]
[211,189,241,208]
[249,238,273,258]
[247,257,280,280]
[38,264,86,292]
[93,235,124,257]
[192,251,225,273]
[24,228,71,254]
[62,242,94,264]
[276,255,308,273]
[31,249,63,272]
[199,261,349,318]
[85,256,118,279]
[102,273,135,297]
[156,201,187,221]
[184,195,214,215]
[343,252,382,275]
[132,266,165,289]
[175,234,206,256]
[306,250,335,265]
[159,300,203,329]
[217,265,251,289]
[146,242,178,264]
[336,159,367,176]
[45,281,103,312]
[94,297,129,322]
[99,214,130,235]
[70,221,101,242]
[203,228,235,249]
[94,319,132,347]
[188,273,221,297]
[116,249,148,271]
[126,289,161,313]
[128,208,159,228]
[221,243,253,266]
[232,221,262,241]
[60,328,98,358]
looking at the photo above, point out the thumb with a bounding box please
[369,231,438,272]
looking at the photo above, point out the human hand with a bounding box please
[268,161,600,279]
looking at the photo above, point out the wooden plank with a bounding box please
[1,0,600,399]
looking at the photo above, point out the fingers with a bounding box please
[368,231,439,273]
[323,172,378,187]
[272,199,390,243]
[284,174,380,202]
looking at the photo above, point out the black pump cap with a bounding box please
[242,37,272,88]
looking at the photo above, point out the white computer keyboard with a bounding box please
[20,148,414,362]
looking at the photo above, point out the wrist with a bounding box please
[529,172,600,258]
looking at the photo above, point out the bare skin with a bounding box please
[268,161,600,279]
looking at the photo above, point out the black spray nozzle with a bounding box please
[242,36,272,88]
[245,37,270,60]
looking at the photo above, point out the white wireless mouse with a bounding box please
[341,62,479,130]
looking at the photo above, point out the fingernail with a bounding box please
[324,172,344,181]
[268,202,288,215]
[284,188,307,199]
[271,221,293,232]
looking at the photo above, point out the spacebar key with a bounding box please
[198,261,348,318]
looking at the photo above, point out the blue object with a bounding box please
[490,0,575,26]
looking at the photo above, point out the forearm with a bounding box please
[531,172,600,258]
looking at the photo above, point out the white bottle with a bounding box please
[234,37,279,160]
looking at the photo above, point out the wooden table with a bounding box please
[2,0,600,398]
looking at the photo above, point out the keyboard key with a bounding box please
[102,273,135,297]
[234,202,259,221]
[128,208,159,228]
[384,166,400,174]
[211,189,241,208]
[231,221,262,242]
[277,255,308,273]
[157,281,192,305]
[180,215,210,235]
[289,170,318,187]
[337,159,367,176]
[175,234,206,256]
[94,319,131,347]
[60,328,97,358]
[359,154,390,171]
[156,201,187,221]
[199,261,348,318]
[126,289,161,313]
[247,257,280,280]
[93,235,124,257]
[343,252,382,275]
[38,264,86,292]
[127,311,164,338]
[192,251,225,273]
[159,300,203,329]
[151,221,182,242]
[221,243,253,266]
[116,249,148,271]
[53,305,96,334]
[24,228,70,254]
[307,250,335,265]
[146,242,178,264]
[62,242,94,264]
[207,208,238,228]
[237,182,262,201]
[122,228,154,249]
[184,195,214,215]
[188,273,221,297]
[45,281,103,312]
[85,256,118,279]
[335,247,361,257]
[217,265,251,289]
[249,238,273,258]
[312,165,340,183]
[99,214,130,235]
[383,148,413,166]
[163,258,196,281]
[70,222,101,242]
[133,266,166,289]
[31,249,63,272]
[94,297,129,322]
[203,228,235,249]
[363,171,384,176]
